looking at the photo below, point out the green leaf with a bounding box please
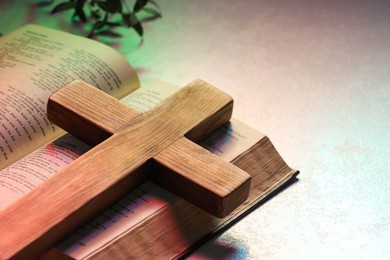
[74,7,87,22]
[51,2,74,14]
[88,20,106,38]
[91,9,101,19]
[111,0,122,12]
[124,13,143,36]
[133,0,149,12]
[96,1,109,12]
[133,22,143,36]
[132,16,143,36]
[129,13,139,25]
[142,7,161,18]
[75,0,86,7]
[97,0,122,13]
[148,0,160,10]
[122,13,131,27]
[94,21,106,30]
[106,21,122,27]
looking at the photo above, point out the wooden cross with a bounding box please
[0,80,251,259]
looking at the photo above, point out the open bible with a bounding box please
[0,25,298,259]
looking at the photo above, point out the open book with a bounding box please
[0,25,298,259]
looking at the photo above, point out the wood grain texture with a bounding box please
[0,80,251,259]
[65,132,298,260]
[154,137,251,217]
[47,80,140,146]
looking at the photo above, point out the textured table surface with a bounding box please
[1,0,389,259]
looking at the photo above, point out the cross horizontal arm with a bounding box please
[47,80,140,146]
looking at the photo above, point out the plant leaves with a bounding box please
[43,0,156,39]
[122,13,131,27]
[148,0,160,10]
[142,7,161,18]
[75,0,86,8]
[133,22,143,36]
[106,21,122,27]
[91,9,101,19]
[74,7,87,22]
[133,0,149,12]
[67,0,87,22]
[88,20,106,38]
[111,0,122,13]
[96,1,109,12]
[51,2,74,14]
[97,0,121,13]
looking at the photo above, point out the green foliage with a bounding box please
[50,0,161,38]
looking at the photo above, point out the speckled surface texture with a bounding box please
[1,0,389,258]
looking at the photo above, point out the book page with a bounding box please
[120,81,179,112]
[199,118,266,162]
[0,134,90,211]
[0,81,176,210]
[0,24,139,169]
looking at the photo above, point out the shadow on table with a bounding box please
[181,176,300,259]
